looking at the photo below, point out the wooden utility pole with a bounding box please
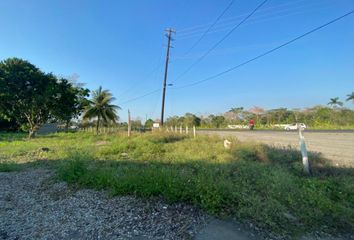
[160,28,175,126]
[128,110,131,137]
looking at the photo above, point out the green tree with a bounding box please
[165,116,180,127]
[227,107,245,123]
[0,58,59,138]
[144,119,154,128]
[210,115,226,128]
[229,107,244,113]
[183,113,201,127]
[131,119,143,130]
[346,92,354,104]
[327,97,343,108]
[83,86,120,134]
[52,78,90,131]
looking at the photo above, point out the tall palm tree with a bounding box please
[327,97,343,109]
[346,92,354,104]
[83,86,120,134]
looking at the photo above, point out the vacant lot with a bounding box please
[199,130,354,167]
[0,132,353,238]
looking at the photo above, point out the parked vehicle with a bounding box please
[284,123,306,131]
[69,125,79,130]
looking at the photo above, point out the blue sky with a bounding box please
[1,0,353,121]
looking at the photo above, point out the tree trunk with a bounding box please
[65,119,70,132]
[28,126,38,139]
[96,116,100,134]
[28,130,36,139]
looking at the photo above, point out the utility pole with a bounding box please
[160,28,175,126]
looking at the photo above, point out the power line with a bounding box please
[172,0,269,83]
[173,10,354,90]
[177,0,306,34]
[119,9,354,105]
[120,88,161,105]
[184,0,236,55]
[117,52,164,101]
[177,0,326,41]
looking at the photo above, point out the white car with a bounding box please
[284,123,306,131]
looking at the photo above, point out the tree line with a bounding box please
[162,103,354,129]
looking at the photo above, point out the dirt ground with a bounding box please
[199,130,354,167]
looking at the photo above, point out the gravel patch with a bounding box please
[0,169,207,240]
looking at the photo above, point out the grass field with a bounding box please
[0,131,353,237]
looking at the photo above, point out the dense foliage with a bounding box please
[0,58,89,137]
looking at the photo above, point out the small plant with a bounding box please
[0,161,19,172]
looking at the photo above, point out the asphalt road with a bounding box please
[198,129,354,167]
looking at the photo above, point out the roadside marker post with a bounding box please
[193,126,196,138]
[298,125,311,175]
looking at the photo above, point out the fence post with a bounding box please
[193,126,196,138]
[298,125,311,175]
[186,126,188,134]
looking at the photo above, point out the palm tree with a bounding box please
[327,97,343,109]
[83,86,120,134]
[346,92,354,104]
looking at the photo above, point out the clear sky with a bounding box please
[1,0,353,121]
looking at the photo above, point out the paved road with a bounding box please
[198,130,354,167]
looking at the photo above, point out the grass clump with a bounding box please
[0,161,20,172]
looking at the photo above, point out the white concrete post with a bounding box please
[298,125,311,175]
[193,126,196,138]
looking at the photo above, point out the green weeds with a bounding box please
[1,131,353,236]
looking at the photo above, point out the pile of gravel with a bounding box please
[0,169,207,240]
